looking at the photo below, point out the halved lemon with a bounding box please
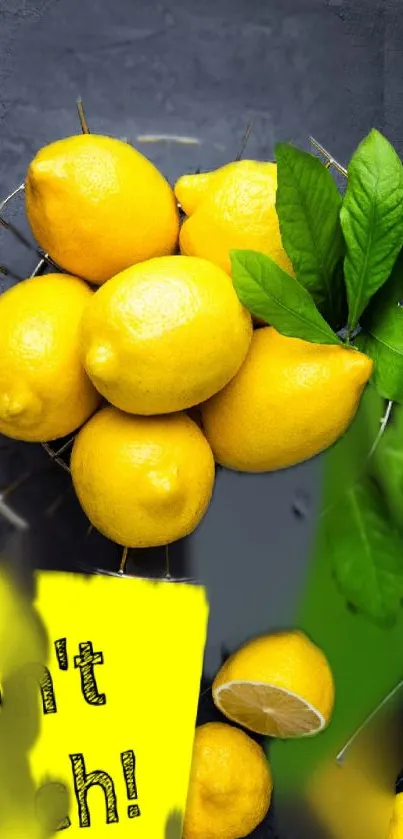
[212,630,335,739]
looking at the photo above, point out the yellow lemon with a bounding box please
[212,630,335,738]
[175,160,294,276]
[388,794,403,839]
[70,405,215,547]
[183,722,272,839]
[201,326,373,472]
[81,255,252,415]
[25,134,179,285]
[0,274,100,442]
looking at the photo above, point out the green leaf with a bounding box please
[356,250,403,402]
[230,249,341,345]
[371,402,403,535]
[323,382,384,508]
[327,476,403,625]
[275,142,345,328]
[340,128,403,330]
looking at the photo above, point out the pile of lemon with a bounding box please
[0,133,372,549]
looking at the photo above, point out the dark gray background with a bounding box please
[0,1,401,837]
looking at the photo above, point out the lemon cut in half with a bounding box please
[212,631,335,739]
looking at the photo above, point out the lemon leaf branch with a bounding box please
[326,476,403,625]
[230,249,342,346]
[340,129,403,331]
[356,249,403,405]
[275,142,345,330]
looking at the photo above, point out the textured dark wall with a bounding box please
[0,1,401,837]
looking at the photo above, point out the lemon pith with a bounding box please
[213,681,325,738]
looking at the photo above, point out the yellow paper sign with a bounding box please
[27,571,209,838]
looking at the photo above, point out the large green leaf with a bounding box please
[230,249,341,345]
[340,129,403,330]
[357,250,403,403]
[327,476,403,625]
[321,382,384,509]
[275,142,345,327]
